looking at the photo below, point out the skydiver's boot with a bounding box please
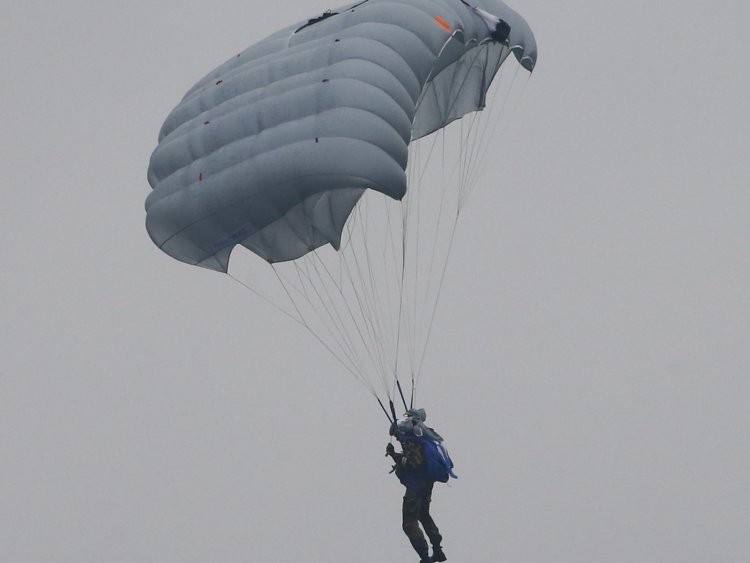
[414,542,430,563]
[407,531,430,562]
[431,545,447,562]
[415,546,431,563]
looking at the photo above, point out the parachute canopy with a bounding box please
[145,0,537,272]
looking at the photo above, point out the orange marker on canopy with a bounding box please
[434,16,452,32]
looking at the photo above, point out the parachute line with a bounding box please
[416,209,460,384]
[377,395,394,423]
[227,272,302,325]
[270,265,371,388]
[397,380,409,413]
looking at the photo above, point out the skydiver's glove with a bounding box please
[385,443,395,457]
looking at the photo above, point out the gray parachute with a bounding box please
[145,0,537,271]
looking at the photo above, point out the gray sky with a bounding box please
[2,1,749,562]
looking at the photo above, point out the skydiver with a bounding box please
[386,408,452,563]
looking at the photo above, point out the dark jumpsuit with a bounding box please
[392,440,443,559]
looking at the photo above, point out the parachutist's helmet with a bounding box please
[406,408,427,422]
[394,408,428,437]
[394,418,417,438]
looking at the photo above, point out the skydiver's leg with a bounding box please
[417,485,445,560]
[403,490,430,560]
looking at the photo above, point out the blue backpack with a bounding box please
[418,436,458,483]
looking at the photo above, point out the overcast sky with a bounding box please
[2,1,749,562]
